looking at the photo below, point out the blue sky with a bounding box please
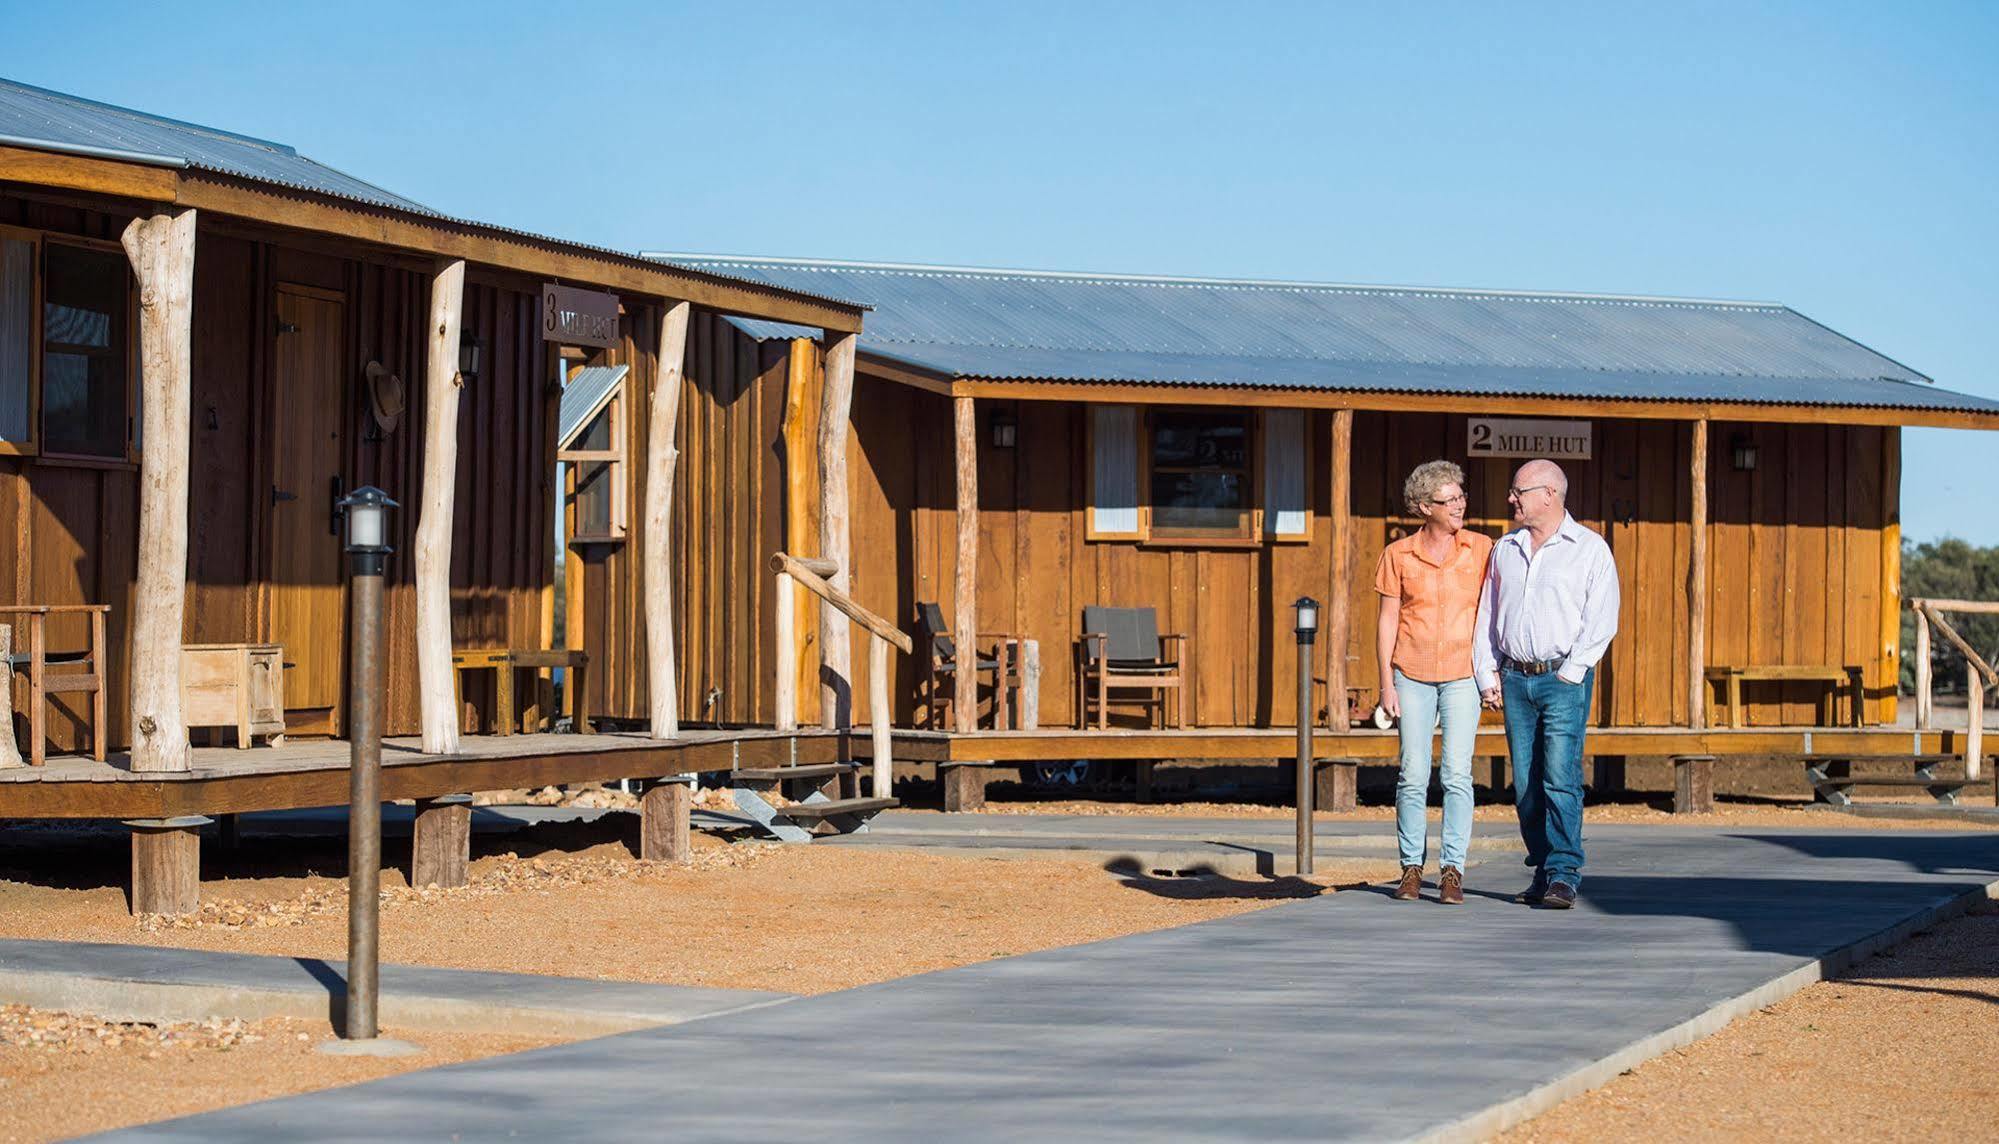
[6,1,1994,542]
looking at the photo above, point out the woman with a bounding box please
[1374,460,1492,905]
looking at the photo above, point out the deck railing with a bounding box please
[1910,597,1998,779]
[771,553,912,797]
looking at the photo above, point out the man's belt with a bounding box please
[1503,656,1565,676]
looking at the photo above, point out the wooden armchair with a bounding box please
[1,605,109,766]
[1078,605,1186,730]
[916,602,1022,729]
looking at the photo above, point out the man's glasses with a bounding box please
[1507,484,1552,500]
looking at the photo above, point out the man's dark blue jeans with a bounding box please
[1502,665,1595,891]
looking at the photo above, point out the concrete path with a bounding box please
[0,940,788,1037]
[823,809,1523,875]
[99,825,1999,1143]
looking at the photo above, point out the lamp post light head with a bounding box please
[1293,595,1320,639]
[339,486,399,556]
[458,333,482,380]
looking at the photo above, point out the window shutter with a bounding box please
[1089,404,1142,539]
[1262,409,1309,539]
[0,235,33,444]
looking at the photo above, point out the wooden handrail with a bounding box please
[769,553,912,654]
[770,551,911,799]
[1910,599,1995,786]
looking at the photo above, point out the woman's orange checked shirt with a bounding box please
[1373,529,1494,684]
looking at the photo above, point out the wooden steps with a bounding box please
[1805,755,1978,808]
[729,762,894,842]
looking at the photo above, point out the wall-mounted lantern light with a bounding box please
[458,332,483,380]
[990,408,1017,449]
[1730,433,1758,472]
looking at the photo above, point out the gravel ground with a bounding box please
[0,1009,557,1143]
[1500,900,1999,1143]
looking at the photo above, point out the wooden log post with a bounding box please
[869,634,892,797]
[1017,639,1041,730]
[953,395,978,732]
[1326,409,1354,729]
[1914,605,1933,729]
[774,569,797,731]
[818,333,857,728]
[640,779,692,862]
[1879,429,1902,724]
[1672,755,1716,815]
[128,816,210,916]
[410,793,472,889]
[1315,757,1359,813]
[942,763,988,812]
[0,626,20,769]
[1687,419,1709,729]
[645,301,692,740]
[1969,669,1986,786]
[416,258,467,754]
[121,209,197,774]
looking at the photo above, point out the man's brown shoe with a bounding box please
[1438,866,1464,905]
[1391,865,1423,901]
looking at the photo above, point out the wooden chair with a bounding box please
[1,605,109,766]
[916,602,1021,729]
[1078,606,1186,730]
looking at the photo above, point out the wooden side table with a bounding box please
[452,648,590,735]
[181,644,287,748]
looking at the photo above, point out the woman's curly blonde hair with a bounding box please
[1404,460,1465,515]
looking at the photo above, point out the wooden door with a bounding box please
[267,286,347,720]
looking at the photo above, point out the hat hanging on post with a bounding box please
[365,361,406,435]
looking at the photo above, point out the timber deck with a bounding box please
[0,724,1973,819]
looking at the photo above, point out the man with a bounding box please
[1473,459,1620,910]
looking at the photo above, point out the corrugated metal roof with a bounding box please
[661,255,1999,414]
[0,78,867,317]
[0,77,436,215]
[558,365,629,448]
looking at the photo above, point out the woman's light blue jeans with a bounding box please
[1393,669,1480,871]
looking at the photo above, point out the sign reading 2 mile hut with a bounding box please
[1467,417,1592,460]
[542,283,621,349]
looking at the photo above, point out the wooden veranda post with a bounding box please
[818,333,857,728]
[1687,419,1709,729]
[953,395,978,732]
[1325,409,1353,728]
[1915,606,1932,728]
[644,301,692,739]
[122,208,196,774]
[416,258,467,754]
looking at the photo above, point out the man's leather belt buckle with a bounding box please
[1508,657,1563,676]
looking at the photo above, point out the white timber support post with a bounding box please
[1969,667,1985,784]
[0,626,20,768]
[774,568,796,732]
[818,333,857,729]
[1914,602,1933,730]
[645,301,692,739]
[122,208,196,774]
[1688,419,1709,729]
[416,258,467,755]
[869,633,891,796]
[1325,409,1353,729]
[953,395,978,732]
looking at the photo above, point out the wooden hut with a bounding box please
[582,255,1999,804]
[0,79,865,908]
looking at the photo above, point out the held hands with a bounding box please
[1480,687,1503,711]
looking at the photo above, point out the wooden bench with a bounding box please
[1804,754,1969,806]
[451,648,589,735]
[1705,664,1865,728]
[1,605,109,766]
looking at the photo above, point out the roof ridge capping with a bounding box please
[643,252,1790,310]
[1,75,297,156]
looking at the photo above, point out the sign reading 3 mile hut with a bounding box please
[1467,417,1593,460]
[542,283,621,349]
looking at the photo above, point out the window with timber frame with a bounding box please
[0,227,140,461]
[559,377,627,544]
[1087,404,1311,545]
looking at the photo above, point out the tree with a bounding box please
[1899,538,1999,694]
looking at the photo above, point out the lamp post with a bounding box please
[327,486,405,1052]
[1293,596,1319,877]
